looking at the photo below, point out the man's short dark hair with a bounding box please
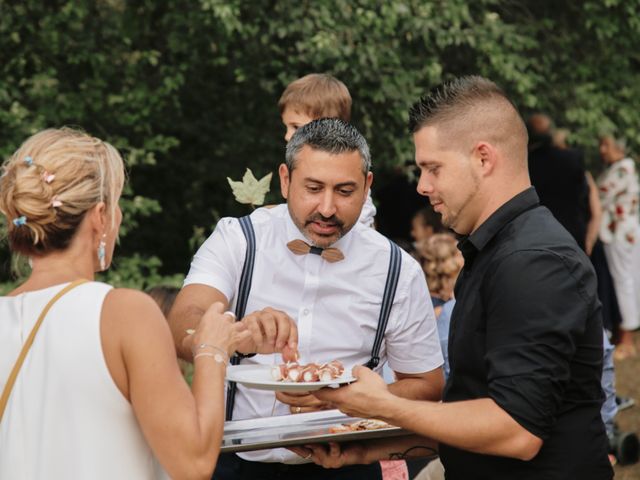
[285,118,371,175]
[408,76,516,133]
[408,76,528,162]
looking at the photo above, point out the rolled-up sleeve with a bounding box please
[483,250,598,439]
[183,217,245,303]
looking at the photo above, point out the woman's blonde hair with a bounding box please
[417,233,463,301]
[0,128,125,256]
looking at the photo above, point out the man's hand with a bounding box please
[314,366,396,419]
[236,307,298,361]
[289,442,367,468]
[276,391,333,414]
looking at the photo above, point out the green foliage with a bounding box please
[1,0,639,285]
[98,254,184,290]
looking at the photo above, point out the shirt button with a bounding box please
[302,308,310,316]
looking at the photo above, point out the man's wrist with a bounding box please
[367,392,401,424]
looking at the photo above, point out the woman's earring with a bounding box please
[98,234,107,271]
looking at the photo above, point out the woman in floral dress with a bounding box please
[597,134,640,358]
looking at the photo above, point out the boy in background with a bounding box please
[278,73,377,227]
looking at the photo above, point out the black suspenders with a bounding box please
[225,216,402,420]
[365,239,402,369]
[225,216,256,421]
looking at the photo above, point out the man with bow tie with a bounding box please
[168,118,444,480]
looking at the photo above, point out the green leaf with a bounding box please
[227,168,273,206]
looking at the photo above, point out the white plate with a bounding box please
[226,364,356,392]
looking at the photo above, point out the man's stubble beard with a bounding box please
[289,208,348,248]
[442,169,481,233]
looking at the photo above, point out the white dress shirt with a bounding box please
[358,190,377,227]
[185,204,442,463]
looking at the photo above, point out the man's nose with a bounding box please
[416,173,434,197]
[284,129,293,142]
[317,191,337,217]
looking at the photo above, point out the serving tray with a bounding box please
[221,409,408,453]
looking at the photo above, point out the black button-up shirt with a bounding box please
[440,188,613,479]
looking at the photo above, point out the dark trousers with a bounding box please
[213,452,383,480]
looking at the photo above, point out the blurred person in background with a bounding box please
[410,207,445,247]
[527,113,591,252]
[597,134,640,359]
[416,233,463,381]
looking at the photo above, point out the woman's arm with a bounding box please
[102,290,249,479]
[585,172,602,256]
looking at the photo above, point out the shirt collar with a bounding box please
[457,187,539,265]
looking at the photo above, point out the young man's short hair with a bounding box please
[278,73,352,122]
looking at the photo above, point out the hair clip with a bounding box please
[12,216,27,227]
[24,156,33,166]
[51,196,63,208]
[42,171,55,184]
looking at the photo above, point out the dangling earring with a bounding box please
[97,234,107,271]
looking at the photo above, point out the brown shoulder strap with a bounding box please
[0,279,89,422]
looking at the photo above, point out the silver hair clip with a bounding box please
[24,156,33,166]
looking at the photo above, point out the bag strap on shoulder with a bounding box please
[0,279,89,422]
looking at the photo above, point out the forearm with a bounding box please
[161,358,227,479]
[168,285,230,361]
[388,376,443,401]
[586,217,601,250]
[171,305,206,360]
[389,367,444,401]
[188,357,228,472]
[376,397,541,460]
[586,173,602,250]
[360,434,439,463]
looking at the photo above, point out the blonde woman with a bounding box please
[416,233,463,379]
[0,129,251,479]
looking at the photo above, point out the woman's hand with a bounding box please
[192,302,250,357]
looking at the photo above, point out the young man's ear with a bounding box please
[474,142,498,176]
[278,163,290,199]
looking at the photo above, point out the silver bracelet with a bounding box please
[192,343,229,362]
[193,352,228,365]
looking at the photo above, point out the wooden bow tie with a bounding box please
[286,239,345,263]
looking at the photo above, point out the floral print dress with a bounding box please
[597,157,640,245]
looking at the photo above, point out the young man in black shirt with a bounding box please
[293,76,613,479]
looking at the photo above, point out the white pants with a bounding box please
[604,240,640,331]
